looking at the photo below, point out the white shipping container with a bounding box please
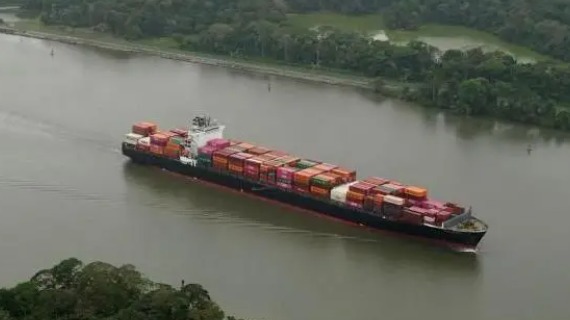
[138,137,151,146]
[330,182,358,203]
[124,133,144,145]
[384,195,405,206]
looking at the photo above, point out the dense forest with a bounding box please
[15,0,570,130]
[0,258,245,320]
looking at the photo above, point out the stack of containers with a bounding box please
[383,195,406,217]
[212,147,241,170]
[164,140,183,159]
[330,182,358,203]
[260,156,288,184]
[373,183,406,196]
[276,167,299,189]
[362,177,389,211]
[136,137,151,152]
[346,181,376,208]
[310,172,343,198]
[244,157,265,180]
[293,167,326,193]
[132,122,158,136]
[149,132,169,155]
[400,207,424,224]
[228,152,254,175]
[234,142,255,152]
[197,145,218,165]
[330,167,357,183]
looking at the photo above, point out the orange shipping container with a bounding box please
[247,146,271,155]
[228,164,243,173]
[132,122,158,136]
[213,160,228,170]
[405,186,428,198]
[236,142,255,151]
[346,190,365,203]
[310,186,330,198]
[164,145,181,158]
[293,168,325,186]
[331,167,357,182]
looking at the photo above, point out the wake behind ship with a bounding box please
[121,114,488,248]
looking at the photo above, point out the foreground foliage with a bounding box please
[0,258,244,320]
[16,0,570,130]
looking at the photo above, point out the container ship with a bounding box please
[121,114,488,248]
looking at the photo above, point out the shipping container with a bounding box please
[169,136,186,146]
[277,167,299,181]
[436,210,452,223]
[207,138,231,149]
[405,186,428,199]
[149,144,164,155]
[212,147,241,162]
[236,142,255,151]
[124,133,143,145]
[247,146,271,156]
[384,195,405,206]
[346,190,365,203]
[198,145,218,156]
[213,159,228,170]
[170,128,188,137]
[132,122,158,136]
[331,167,357,183]
[348,181,376,195]
[293,168,325,186]
[373,183,405,196]
[330,182,358,203]
[363,177,389,186]
[164,145,181,159]
[279,156,300,166]
[295,159,320,169]
[265,150,288,158]
[310,186,330,198]
[312,163,337,172]
[228,163,243,174]
[364,194,384,211]
[150,133,169,146]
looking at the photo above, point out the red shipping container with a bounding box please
[348,181,376,194]
[277,167,298,181]
[150,133,169,146]
[132,122,158,136]
[363,177,389,186]
[331,167,357,183]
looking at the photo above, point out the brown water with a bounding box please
[1,33,570,320]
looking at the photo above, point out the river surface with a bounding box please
[1,33,570,320]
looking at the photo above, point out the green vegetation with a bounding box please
[0,258,245,320]
[12,0,570,130]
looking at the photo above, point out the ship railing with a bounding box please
[442,207,472,229]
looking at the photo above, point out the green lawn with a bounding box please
[287,12,552,63]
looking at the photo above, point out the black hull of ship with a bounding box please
[122,145,486,248]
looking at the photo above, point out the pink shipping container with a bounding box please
[276,182,292,189]
[207,138,231,149]
[198,145,218,155]
[277,167,298,181]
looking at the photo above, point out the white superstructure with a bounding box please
[185,114,225,157]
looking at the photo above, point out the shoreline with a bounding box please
[0,26,382,91]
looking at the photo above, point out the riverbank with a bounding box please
[0,25,392,92]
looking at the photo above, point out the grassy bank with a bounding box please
[6,18,414,92]
[287,12,551,63]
